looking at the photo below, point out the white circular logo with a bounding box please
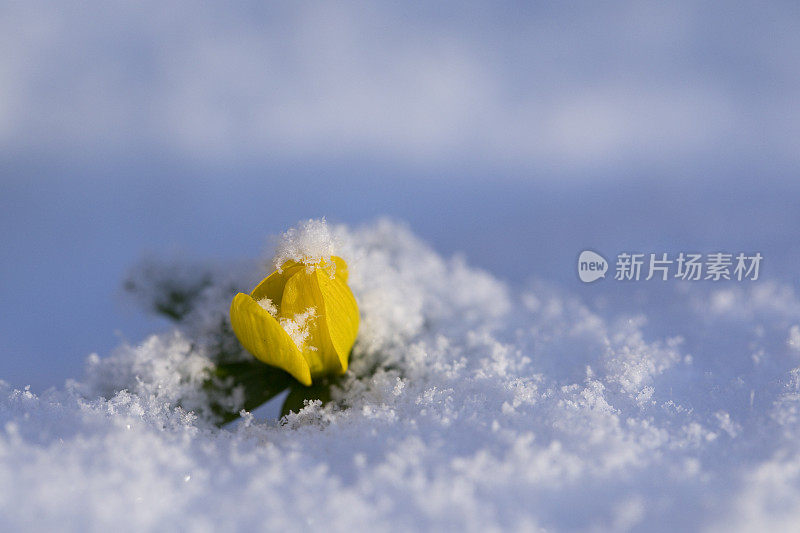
[578,250,608,282]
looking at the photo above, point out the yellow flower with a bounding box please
[229,256,359,386]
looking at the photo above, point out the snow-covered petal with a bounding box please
[229,292,312,386]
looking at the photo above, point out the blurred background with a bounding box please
[2,1,799,390]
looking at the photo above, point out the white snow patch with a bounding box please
[256,297,278,316]
[258,295,319,350]
[2,219,800,531]
[279,308,317,351]
[272,217,338,271]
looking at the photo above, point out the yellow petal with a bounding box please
[229,292,312,386]
[280,268,340,378]
[280,260,359,377]
[315,266,359,373]
[250,260,304,304]
[330,256,349,283]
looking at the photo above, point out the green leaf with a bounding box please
[206,359,294,425]
[280,377,338,418]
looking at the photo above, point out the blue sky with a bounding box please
[2,1,800,389]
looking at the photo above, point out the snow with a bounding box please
[279,309,317,352]
[256,297,278,316]
[257,296,316,351]
[272,218,338,271]
[2,219,800,531]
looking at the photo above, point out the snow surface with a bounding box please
[3,220,800,532]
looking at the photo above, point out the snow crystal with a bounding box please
[256,297,278,316]
[3,219,800,531]
[259,293,318,351]
[279,308,317,351]
[272,218,338,271]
